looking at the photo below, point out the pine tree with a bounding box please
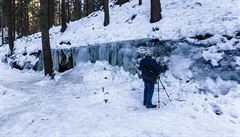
[40,0,54,78]
[0,7,5,46]
[12,0,16,39]
[6,0,14,54]
[74,0,81,20]
[66,0,71,22]
[61,0,67,32]
[22,0,30,36]
[150,0,162,23]
[103,0,109,26]
[15,0,22,37]
[84,0,89,16]
[28,0,41,34]
[48,0,55,28]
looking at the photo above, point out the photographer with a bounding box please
[139,51,161,108]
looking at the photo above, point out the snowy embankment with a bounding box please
[0,61,240,137]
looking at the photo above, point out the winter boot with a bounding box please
[146,104,157,108]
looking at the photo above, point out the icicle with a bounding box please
[109,44,119,66]
[89,46,99,63]
[72,48,77,67]
[36,52,44,71]
[76,47,89,65]
[51,49,59,71]
[99,44,110,61]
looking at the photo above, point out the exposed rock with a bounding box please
[190,33,213,41]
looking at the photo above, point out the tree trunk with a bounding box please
[40,0,54,78]
[18,0,23,37]
[61,0,67,32]
[150,0,162,23]
[139,0,142,5]
[22,0,29,36]
[85,0,92,16]
[58,0,61,25]
[15,0,21,38]
[115,0,129,6]
[1,8,4,46]
[103,0,109,26]
[26,5,29,35]
[7,0,14,54]
[48,0,55,28]
[67,0,71,22]
[74,0,81,20]
[13,0,16,39]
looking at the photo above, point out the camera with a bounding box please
[159,63,168,73]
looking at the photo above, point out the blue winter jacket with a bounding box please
[139,56,161,83]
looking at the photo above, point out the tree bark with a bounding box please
[1,8,4,46]
[150,0,162,23]
[40,0,54,78]
[15,0,21,38]
[7,0,14,54]
[26,5,29,35]
[22,0,29,36]
[85,0,89,16]
[103,0,109,26]
[12,0,16,39]
[67,0,71,22]
[18,0,24,37]
[74,0,81,20]
[61,0,67,32]
[48,0,55,28]
[85,0,93,16]
[58,0,61,24]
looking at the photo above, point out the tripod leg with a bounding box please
[158,78,160,108]
[159,78,172,101]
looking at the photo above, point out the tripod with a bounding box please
[157,76,172,108]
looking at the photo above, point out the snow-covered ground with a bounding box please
[0,61,240,137]
[1,0,240,136]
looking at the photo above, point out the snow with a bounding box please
[169,55,192,80]
[202,47,224,66]
[0,0,240,136]
[0,61,240,137]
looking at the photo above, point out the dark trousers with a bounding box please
[144,81,155,106]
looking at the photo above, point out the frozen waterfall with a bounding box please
[34,38,240,82]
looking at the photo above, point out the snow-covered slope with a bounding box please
[0,61,240,137]
[1,0,239,53]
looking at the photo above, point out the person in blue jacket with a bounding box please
[139,51,161,108]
